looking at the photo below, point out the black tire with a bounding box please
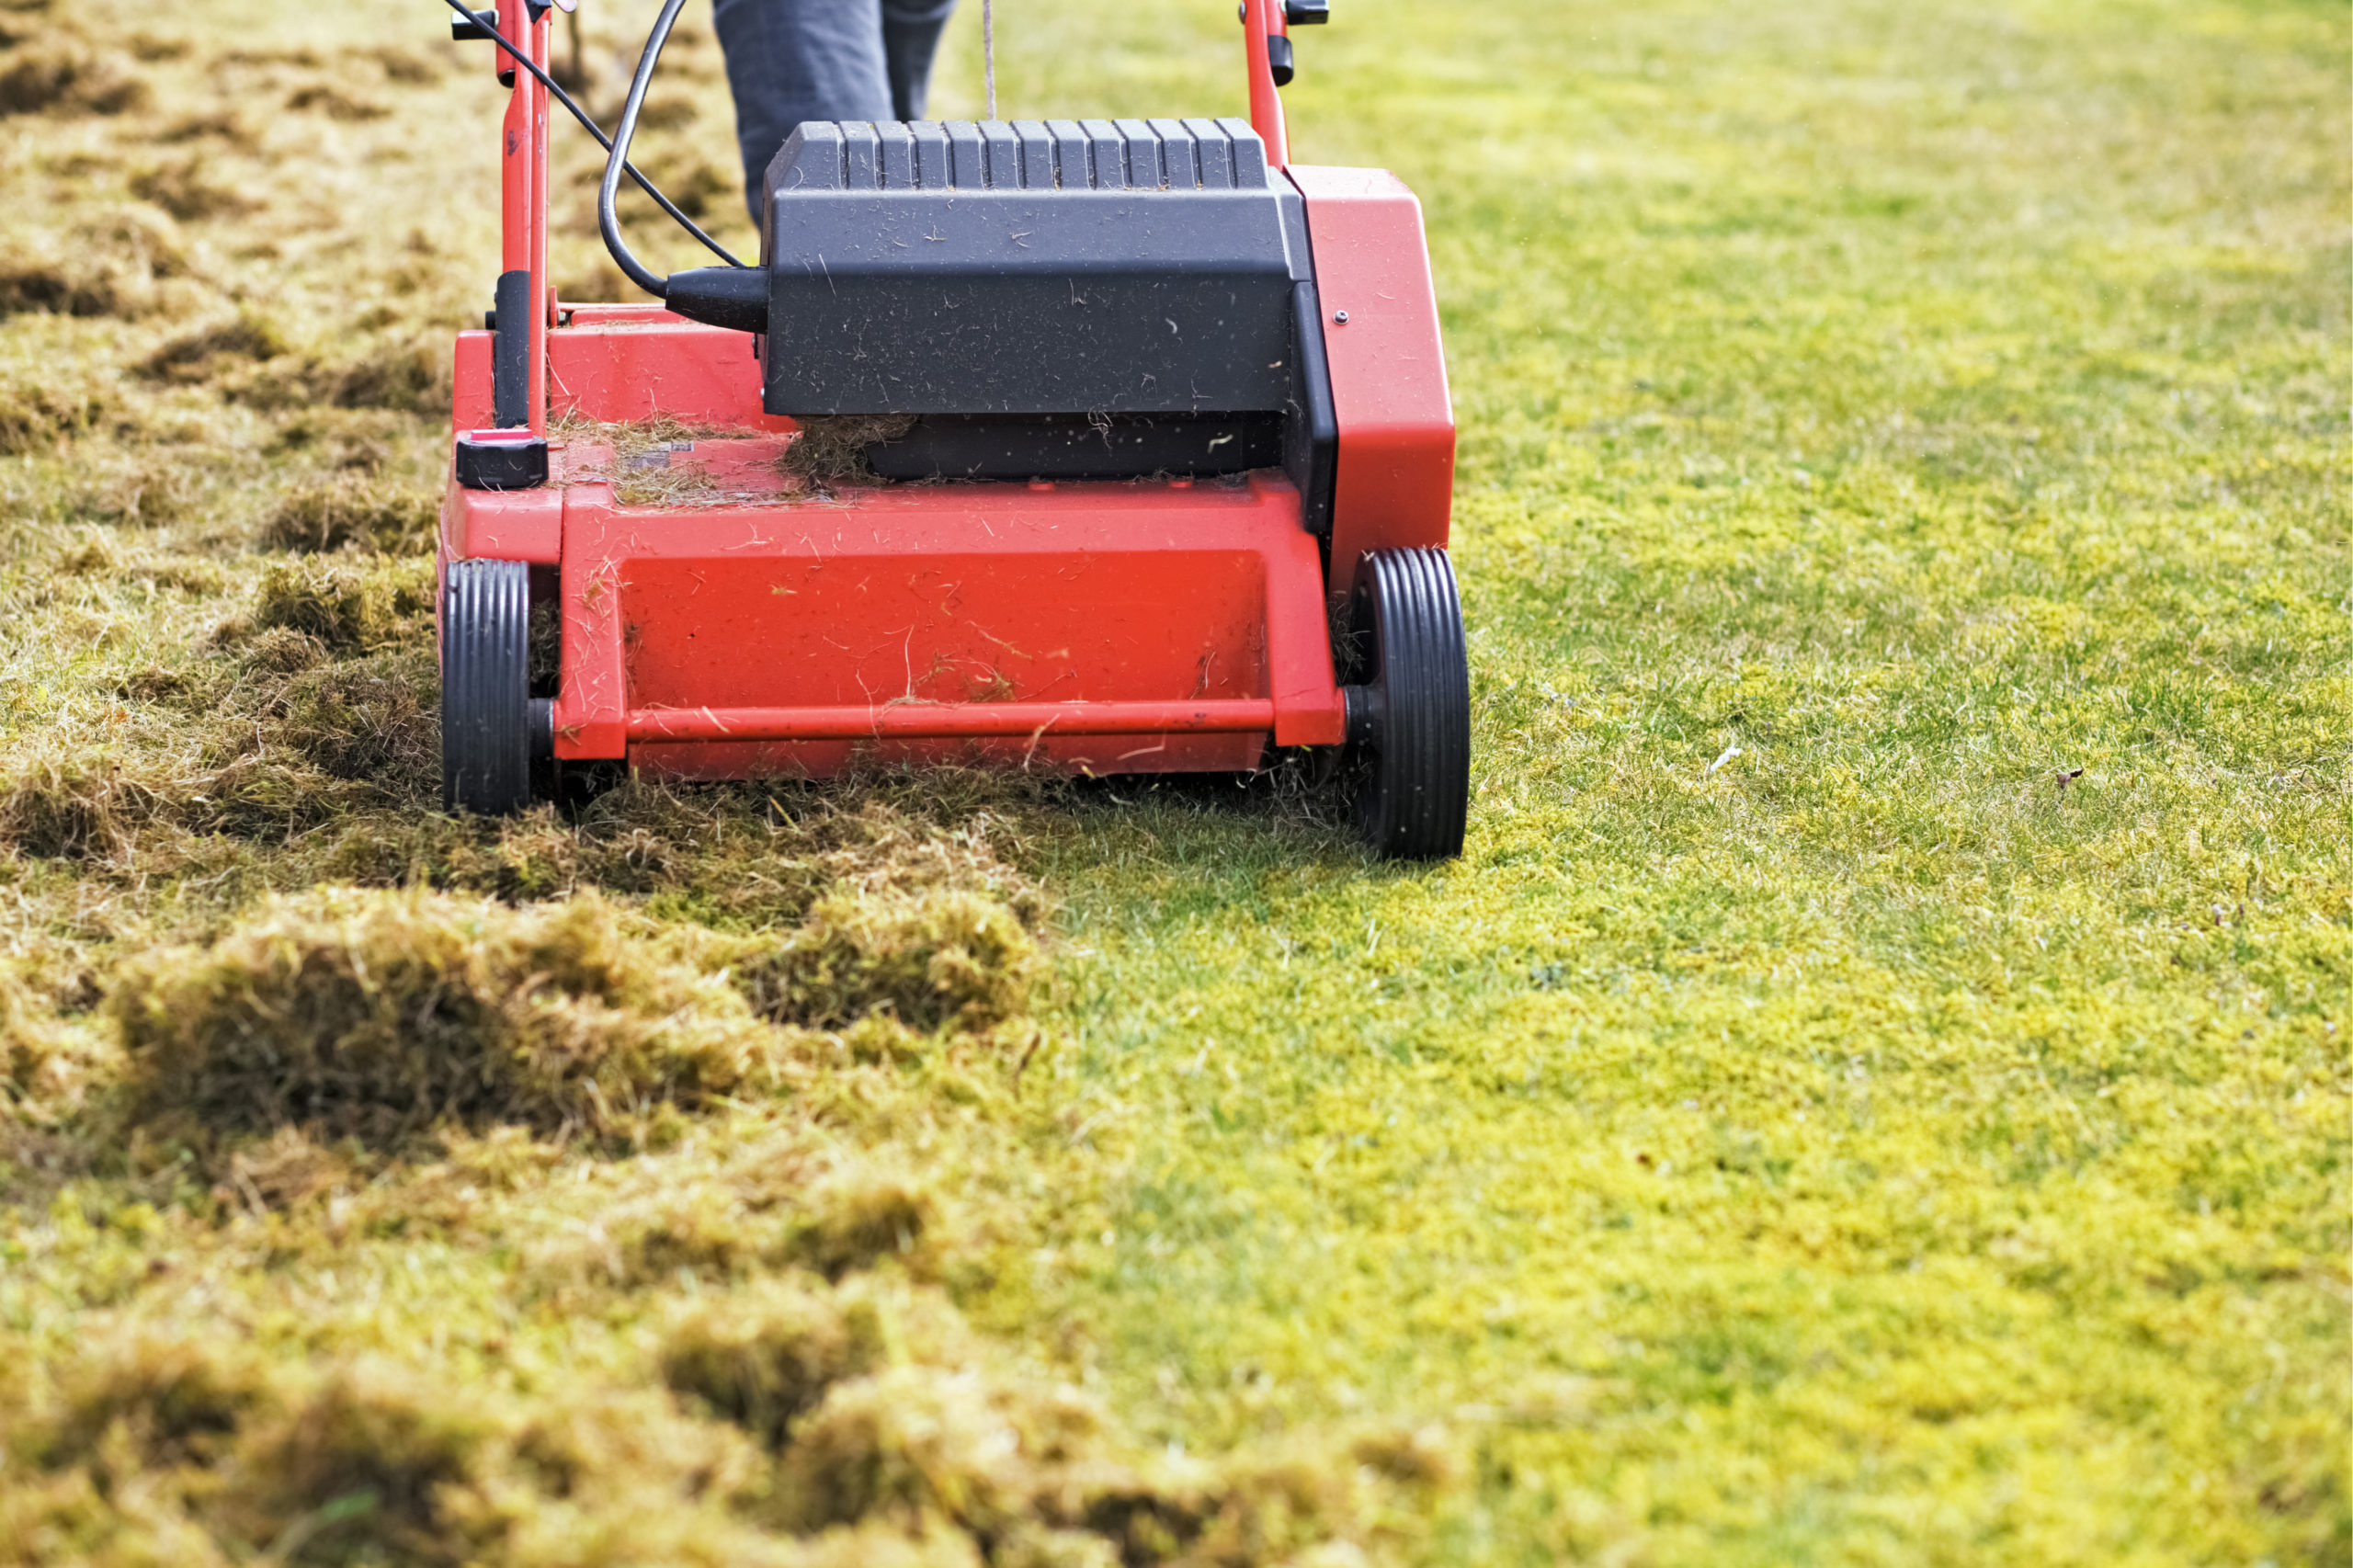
[441,558,534,814]
[1346,548,1470,859]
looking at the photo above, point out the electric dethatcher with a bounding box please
[438,0,1468,857]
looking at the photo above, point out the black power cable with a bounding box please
[597,0,694,298]
[436,0,745,271]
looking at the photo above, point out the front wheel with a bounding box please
[440,558,538,814]
[1344,548,1470,859]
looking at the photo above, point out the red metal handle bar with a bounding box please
[1242,0,1290,167]
[627,699,1279,743]
[495,0,550,433]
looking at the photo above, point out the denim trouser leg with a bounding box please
[881,0,958,122]
[712,0,960,222]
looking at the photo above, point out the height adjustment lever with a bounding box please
[1259,1,1325,88]
[450,5,511,82]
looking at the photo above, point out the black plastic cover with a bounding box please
[758,119,1312,418]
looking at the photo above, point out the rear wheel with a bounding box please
[1344,548,1470,859]
[440,558,538,814]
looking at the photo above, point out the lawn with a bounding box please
[0,0,2344,1564]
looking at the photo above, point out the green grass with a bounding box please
[975,0,2351,1561]
[0,0,2344,1563]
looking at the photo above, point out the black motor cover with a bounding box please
[757,119,1313,419]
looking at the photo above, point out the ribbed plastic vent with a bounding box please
[773,118,1270,194]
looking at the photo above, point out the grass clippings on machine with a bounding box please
[438,0,1467,857]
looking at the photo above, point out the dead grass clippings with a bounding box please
[529,1180,793,1291]
[0,752,168,862]
[632,145,732,222]
[32,1331,274,1474]
[732,888,1041,1034]
[219,622,326,674]
[3,1340,796,1568]
[0,207,194,321]
[249,555,428,654]
[363,46,443,86]
[0,364,110,453]
[779,415,917,489]
[267,411,398,472]
[214,45,324,71]
[660,1278,906,1449]
[221,1124,362,1212]
[219,1358,496,1558]
[281,83,389,122]
[614,449,733,508]
[67,454,201,528]
[156,108,257,150]
[231,336,449,417]
[0,45,149,118]
[765,1361,1461,1565]
[137,313,289,386]
[123,32,191,64]
[277,653,438,784]
[110,889,797,1152]
[54,529,119,575]
[313,335,448,415]
[654,1271,1463,1562]
[127,160,258,224]
[260,473,436,552]
[2,975,118,1136]
[789,1164,941,1279]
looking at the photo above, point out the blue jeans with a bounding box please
[711,0,959,221]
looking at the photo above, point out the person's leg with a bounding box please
[880,0,958,122]
[711,0,892,221]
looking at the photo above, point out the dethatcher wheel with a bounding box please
[440,558,540,814]
[1344,548,1470,859]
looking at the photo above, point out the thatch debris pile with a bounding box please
[111,891,790,1148]
[0,827,1456,1565]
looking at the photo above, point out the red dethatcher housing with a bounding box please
[438,0,1469,856]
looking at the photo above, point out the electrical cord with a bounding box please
[597,0,694,298]
[437,0,745,271]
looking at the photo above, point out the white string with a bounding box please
[983,0,996,120]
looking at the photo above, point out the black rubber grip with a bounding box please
[492,269,532,429]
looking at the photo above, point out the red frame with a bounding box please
[1286,165,1456,596]
[440,2,1452,779]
